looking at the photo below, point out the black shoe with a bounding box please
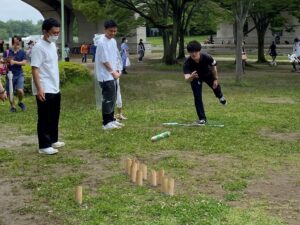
[18,102,26,111]
[122,70,128,74]
[219,96,227,105]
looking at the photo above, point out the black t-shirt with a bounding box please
[183,53,216,78]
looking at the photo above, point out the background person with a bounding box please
[269,41,277,66]
[137,38,145,62]
[3,36,27,112]
[120,37,129,74]
[292,38,300,72]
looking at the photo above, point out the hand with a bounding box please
[112,71,121,79]
[37,88,46,102]
[190,71,198,81]
[213,80,218,89]
[9,59,15,65]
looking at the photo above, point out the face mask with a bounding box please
[48,35,59,43]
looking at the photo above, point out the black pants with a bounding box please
[191,77,223,121]
[100,80,117,125]
[138,51,144,61]
[36,93,61,149]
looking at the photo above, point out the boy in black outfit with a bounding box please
[183,40,226,124]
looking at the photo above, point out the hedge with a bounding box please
[21,61,92,94]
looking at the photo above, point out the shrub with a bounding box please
[23,62,91,94]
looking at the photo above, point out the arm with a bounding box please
[32,66,46,101]
[103,62,121,79]
[211,66,219,89]
[10,59,27,66]
[184,71,198,82]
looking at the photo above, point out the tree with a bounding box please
[111,0,200,65]
[249,0,300,63]
[72,0,143,37]
[215,0,253,81]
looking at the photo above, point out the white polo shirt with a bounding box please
[95,34,122,82]
[31,38,60,95]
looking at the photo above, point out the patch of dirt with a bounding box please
[244,170,300,225]
[259,97,296,104]
[73,150,120,195]
[260,128,300,141]
[0,126,36,150]
[0,178,53,225]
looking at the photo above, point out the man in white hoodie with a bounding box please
[95,20,124,130]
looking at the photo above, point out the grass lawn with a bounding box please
[0,58,299,225]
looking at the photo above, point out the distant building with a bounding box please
[215,13,300,45]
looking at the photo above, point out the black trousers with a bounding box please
[36,93,61,149]
[100,80,117,125]
[191,76,223,121]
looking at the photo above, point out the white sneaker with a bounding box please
[38,147,58,155]
[113,120,125,127]
[52,141,65,148]
[102,121,120,130]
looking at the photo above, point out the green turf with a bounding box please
[1,60,299,225]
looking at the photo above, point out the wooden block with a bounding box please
[162,177,168,193]
[168,178,175,196]
[130,162,138,183]
[157,169,165,185]
[141,164,147,180]
[75,186,83,205]
[137,170,143,186]
[126,158,132,175]
[150,170,157,186]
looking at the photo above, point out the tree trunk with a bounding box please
[177,27,185,59]
[235,20,243,82]
[256,25,268,63]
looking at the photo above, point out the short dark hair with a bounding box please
[104,20,117,29]
[295,38,299,43]
[121,37,126,43]
[12,35,22,45]
[187,40,202,52]
[42,18,60,32]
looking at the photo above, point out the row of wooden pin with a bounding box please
[125,158,175,196]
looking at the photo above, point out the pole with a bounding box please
[60,0,65,61]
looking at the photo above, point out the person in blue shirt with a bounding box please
[120,37,129,74]
[3,36,27,112]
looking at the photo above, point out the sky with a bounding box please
[0,0,44,24]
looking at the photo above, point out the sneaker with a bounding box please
[116,113,128,120]
[198,119,206,125]
[52,141,65,148]
[219,96,227,105]
[102,121,120,130]
[18,102,26,111]
[38,147,58,155]
[113,120,125,127]
[10,107,17,113]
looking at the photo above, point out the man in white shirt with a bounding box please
[292,38,300,72]
[95,20,124,130]
[31,18,65,155]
